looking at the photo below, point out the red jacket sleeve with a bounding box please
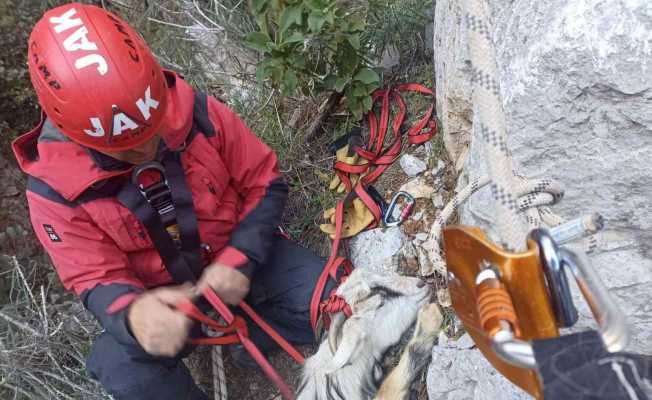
[206,98,289,277]
[27,189,143,345]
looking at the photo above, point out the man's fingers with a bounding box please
[196,275,211,293]
[152,283,197,306]
[128,289,195,358]
[196,263,231,293]
[142,335,186,357]
[196,266,220,290]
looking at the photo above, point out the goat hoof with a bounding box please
[416,303,443,336]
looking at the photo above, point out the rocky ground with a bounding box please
[181,107,458,399]
[425,1,652,399]
[0,2,445,397]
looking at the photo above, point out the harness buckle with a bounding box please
[383,191,415,227]
[131,161,177,229]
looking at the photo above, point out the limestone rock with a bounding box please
[433,0,472,169]
[435,0,652,356]
[380,45,400,72]
[400,178,436,199]
[416,246,433,276]
[438,331,451,347]
[401,241,419,260]
[423,141,435,159]
[427,345,529,400]
[399,242,421,274]
[455,333,475,350]
[400,154,428,177]
[348,227,407,272]
[412,210,425,221]
[436,288,452,308]
[432,160,446,178]
[432,193,445,209]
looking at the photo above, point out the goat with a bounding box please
[374,302,442,399]
[296,267,441,400]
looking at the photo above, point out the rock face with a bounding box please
[428,333,529,400]
[348,227,407,273]
[437,0,652,353]
[400,154,428,177]
[432,0,472,170]
[430,0,652,397]
[427,344,527,400]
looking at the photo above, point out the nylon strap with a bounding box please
[178,289,302,400]
[310,83,437,332]
[116,176,198,284]
[533,330,652,399]
[162,151,203,279]
[118,149,300,399]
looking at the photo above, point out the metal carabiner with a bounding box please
[383,191,415,227]
[530,229,579,328]
[489,229,629,370]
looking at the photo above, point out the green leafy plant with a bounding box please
[363,0,434,61]
[245,0,381,119]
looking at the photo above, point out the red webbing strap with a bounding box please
[395,83,437,145]
[355,183,382,229]
[190,335,242,346]
[176,299,238,333]
[177,290,299,400]
[310,201,348,332]
[239,301,305,364]
[318,273,352,330]
[311,84,437,333]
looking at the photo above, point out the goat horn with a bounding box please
[328,312,346,355]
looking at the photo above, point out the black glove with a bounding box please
[533,330,652,400]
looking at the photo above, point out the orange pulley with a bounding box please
[443,225,628,399]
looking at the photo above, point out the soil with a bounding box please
[0,3,450,399]
[196,128,458,400]
[187,344,314,400]
[0,99,454,400]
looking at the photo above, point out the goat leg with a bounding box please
[373,303,443,400]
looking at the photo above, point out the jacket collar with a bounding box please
[12,71,195,201]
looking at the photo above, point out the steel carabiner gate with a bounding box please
[383,191,416,227]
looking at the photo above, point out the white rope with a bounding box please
[211,346,228,400]
[421,175,599,275]
[463,0,528,251]
[204,324,228,400]
[417,0,604,277]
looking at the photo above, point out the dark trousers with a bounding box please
[86,238,331,399]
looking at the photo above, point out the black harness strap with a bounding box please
[163,151,203,279]
[116,153,199,284]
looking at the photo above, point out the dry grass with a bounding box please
[0,1,444,399]
[0,256,106,399]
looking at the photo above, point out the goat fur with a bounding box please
[296,268,436,400]
[374,303,442,400]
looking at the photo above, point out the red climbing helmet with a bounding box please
[27,3,168,151]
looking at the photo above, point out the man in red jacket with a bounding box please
[14,4,331,399]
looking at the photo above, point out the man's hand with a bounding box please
[197,263,250,305]
[128,284,195,357]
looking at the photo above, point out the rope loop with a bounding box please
[417,0,601,276]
